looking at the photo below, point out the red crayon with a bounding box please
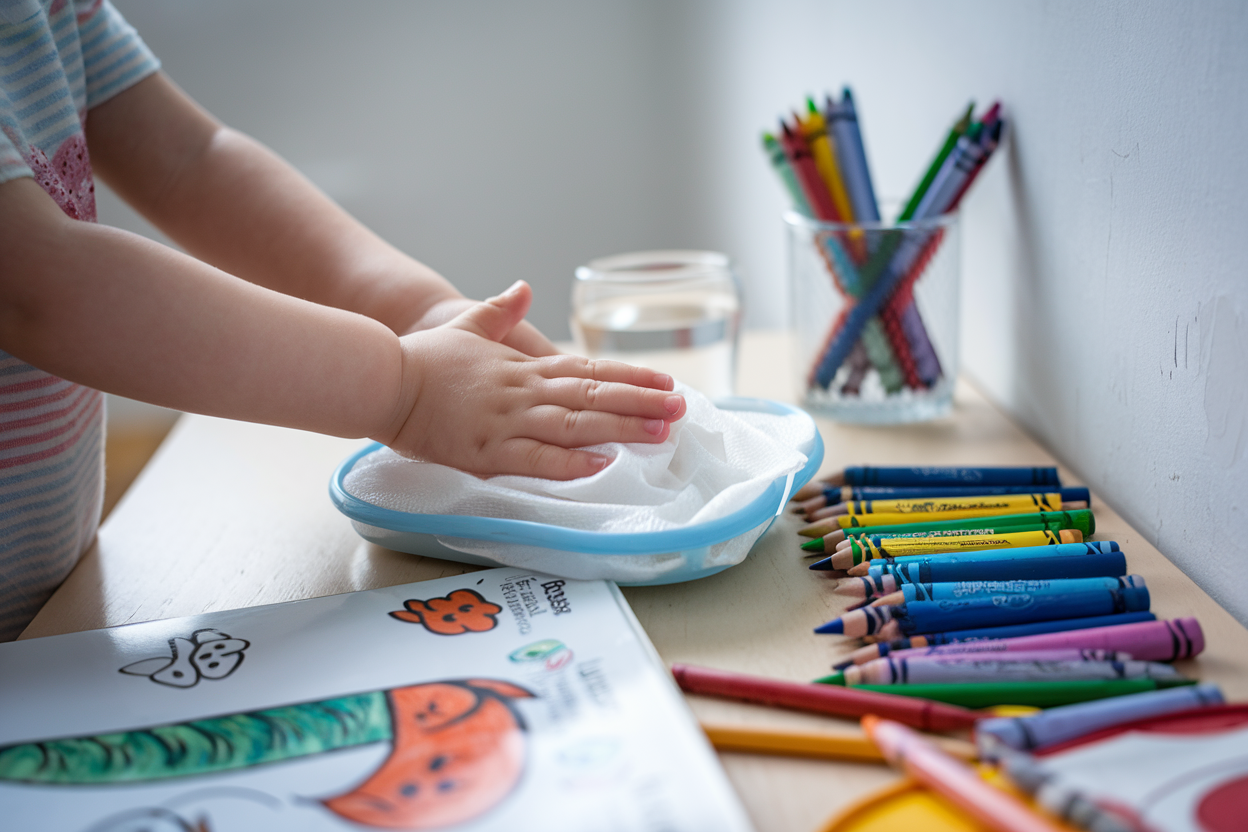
[778,121,843,222]
[670,663,979,732]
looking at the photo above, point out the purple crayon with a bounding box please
[843,656,1183,686]
[844,616,1205,667]
[976,683,1225,755]
[842,649,1127,685]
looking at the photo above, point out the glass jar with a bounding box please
[571,250,742,400]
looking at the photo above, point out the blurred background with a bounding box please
[101,0,1247,623]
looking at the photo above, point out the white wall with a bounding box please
[104,1,1248,624]
[673,0,1248,624]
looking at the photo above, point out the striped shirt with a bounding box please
[0,0,158,640]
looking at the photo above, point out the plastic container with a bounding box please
[329,398,823,586]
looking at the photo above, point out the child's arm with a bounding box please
[83,72,551,354]
[0,183,683,480]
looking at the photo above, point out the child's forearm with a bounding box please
[86,73,457,335]
[0,179,401,440]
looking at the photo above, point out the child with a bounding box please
[0,0,685,640]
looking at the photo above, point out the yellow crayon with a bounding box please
[843,493,1063,517]
[797,105,854,224]
[854,529,1083,560]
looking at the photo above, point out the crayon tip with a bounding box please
[800,537,826,553]
[809,556,837,571]
[814,618,845,635]
[832,659,854,670]
[815,672,846,686]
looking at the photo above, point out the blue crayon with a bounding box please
[863,542,1121,577]
[841,466,1061,487]
[886,552,1129,584]
[976,684,1225,755]
[816,587,1151,637]
[831,613,1160,667]
[825,88,880,223]
[885,575,1145,604]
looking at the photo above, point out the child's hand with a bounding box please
[401,294,558,357]
[376,281,685,480]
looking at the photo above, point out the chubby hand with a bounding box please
[376,280,685,480]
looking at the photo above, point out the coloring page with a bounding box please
[0,571,752,832]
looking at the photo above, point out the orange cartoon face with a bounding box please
[323,679,534,829]
[390,590,503,636]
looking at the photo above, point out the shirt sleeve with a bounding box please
[76,0,160,111]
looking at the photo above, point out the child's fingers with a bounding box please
[541,354,675,391]
[493,438,613,481]
[522,407,672,447]
[540,378,686,421]
[446,280,532,343]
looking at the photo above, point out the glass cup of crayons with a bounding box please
[787,208,961,423]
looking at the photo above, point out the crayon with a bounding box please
[898,102,975,223]
[863,553,1130,587]
[825,490,1088,519]
[847,541,1121,578]
[825,87,880,223]
[867,576,1146,608]
[811,120,993,386]
[778,121,841,222]
[835,562,1133,601]
[845,617,1204,667]
[975,683,1225,755]
[990,742,1136,832]
[847,612,1158,656]
[827,529,1085,569]
[800,503,1087,538]
[837,650,1126,684]
[833,541,1121,578]
[821,466,1062,491]
[762,132,812,216]
[835,678,1195,709]
[669,663,979,732]
[805,524,1031,555]
[699,722,978,763]
[796,483,1092,514]
[843,657,1183,686]
[801,509,1096,549]
[861,716,1067,832]
[797,100,854,225]
[815,586,1151,638]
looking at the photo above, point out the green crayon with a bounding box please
[811,678,1195,709]
[762,132,812,216]
[802,510,1095,556]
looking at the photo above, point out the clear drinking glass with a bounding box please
[571,250,742,400]
[786,210,961,423]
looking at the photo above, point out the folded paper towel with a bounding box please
[342,384,814,581]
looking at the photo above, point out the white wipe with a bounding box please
[342,383,813,581]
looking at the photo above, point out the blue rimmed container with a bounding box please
[329,398,823,586]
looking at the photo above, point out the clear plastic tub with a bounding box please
[329,398,823,586]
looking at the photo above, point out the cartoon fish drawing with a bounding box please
[0,679,534,830]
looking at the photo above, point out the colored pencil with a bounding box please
[669,663,979,732]
[701,721,977,762]
[863,716,1068,832]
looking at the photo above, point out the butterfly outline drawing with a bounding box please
[119,629,249,689]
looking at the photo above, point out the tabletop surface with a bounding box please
[23,331,1248,832]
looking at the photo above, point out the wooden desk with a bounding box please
[23,332,1248,832]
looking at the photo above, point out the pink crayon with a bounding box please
[845,617,1204,666]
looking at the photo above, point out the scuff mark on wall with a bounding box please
[1203,296,1247,467]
